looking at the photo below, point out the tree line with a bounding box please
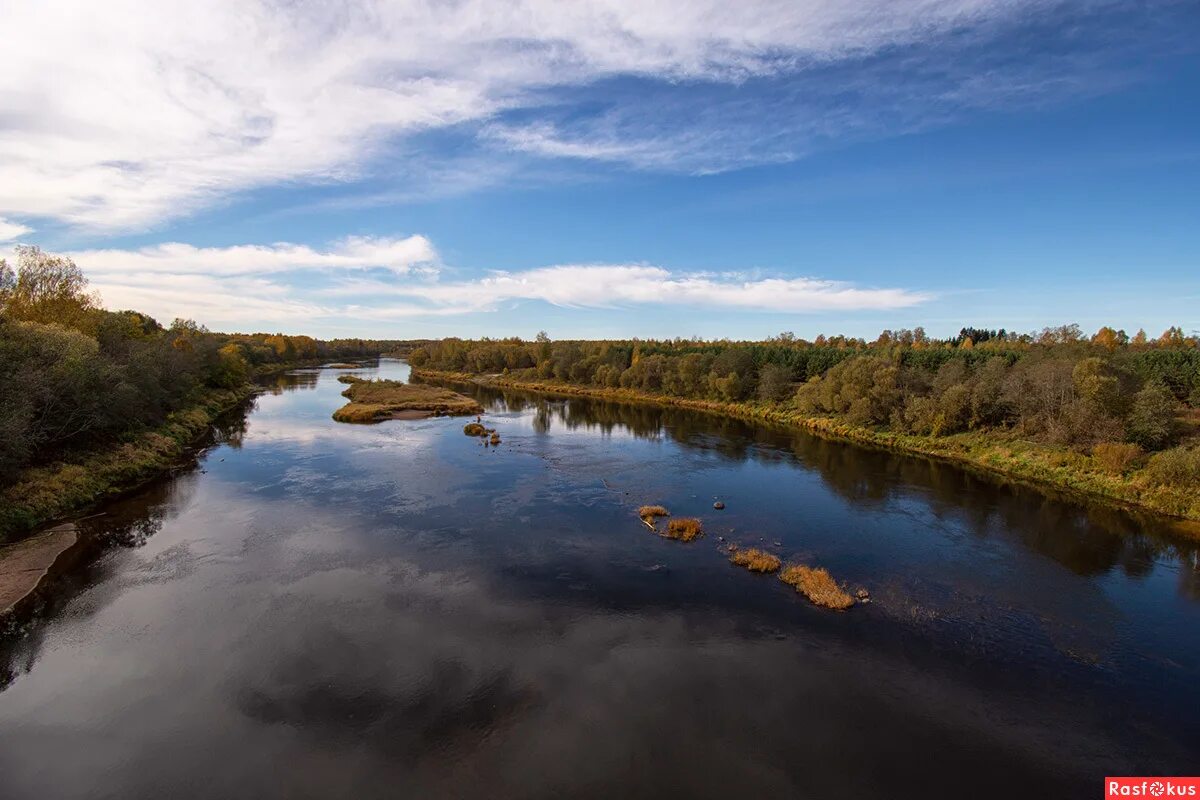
[0,246,398,482]
[409,325,1200,481]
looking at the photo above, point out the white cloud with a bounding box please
[1,235,433,328]
[65,235,438,277]
[0,218,33,242]
[0,0,1085,230]
[349,264,931,315]
[28,235,927,329]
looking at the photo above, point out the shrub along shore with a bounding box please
[412,367,1200,530]
[0,383,254,543]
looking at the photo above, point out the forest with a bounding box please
[0,246,397,484]
[409,325,1200,492]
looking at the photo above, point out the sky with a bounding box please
[1,0,1198,340]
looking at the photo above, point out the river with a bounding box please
[1,358,1197,798]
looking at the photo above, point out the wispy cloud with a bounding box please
[2,0,1170,231]
[66,236,438,277]
[21,237,928,330]
[89,274,330,327]
[339,265,930,315]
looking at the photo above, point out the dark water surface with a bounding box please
[2,359,1197,798]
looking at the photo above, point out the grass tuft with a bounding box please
[729,548,781,573]
[779,564,855,610]
[638,505,669,520]
[665,517,703,542]
[1092,442,1142,474]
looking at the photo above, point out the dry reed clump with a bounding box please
[1091,442,1143,474]
[330,404,390,423]
[779,564,855,610]
[729,548,781,573]
[638,505,669,520]
[489,432,502,445]
[327,362,360,369]
[637,505,669,531]
[463,422,487,436]
[665,517,703,542]
[337,374,366,384]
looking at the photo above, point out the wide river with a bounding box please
[1,359,1197,798]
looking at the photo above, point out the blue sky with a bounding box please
[1,0,1197,340]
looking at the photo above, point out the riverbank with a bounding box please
[0,524,83,620]
[413,368,1200,530]
[0,360,383,548]
[0,384,255,545]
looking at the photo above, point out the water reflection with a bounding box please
[262,368,321,394]
[450,380,1200,583]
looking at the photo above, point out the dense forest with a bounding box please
[410,325,1200,489]
[0,246,397,483]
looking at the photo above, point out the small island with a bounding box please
[332,378,483,423]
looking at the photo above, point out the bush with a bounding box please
[1144,447,1200,487]
[1092,442,1143,474]
[901,382,971,436]
[757,364,793,402]
[1049,399,1125,449]
[1127,380,1179,450]
[407,347,429,367]
[794,356,902,426]
[709,371,747,402]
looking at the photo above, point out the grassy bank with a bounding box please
[413,368,1200,529]
[0,385,254,544]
